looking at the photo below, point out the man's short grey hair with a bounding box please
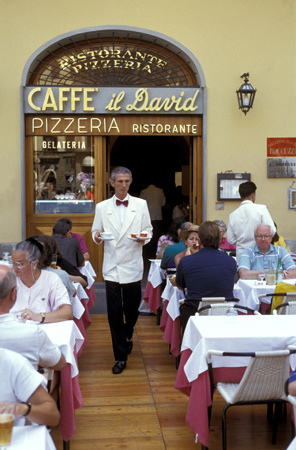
[213,219,227,234]
[0,270,16,300]
[109,167,132,183]
[180,222,193,231]
[254,223,275,237]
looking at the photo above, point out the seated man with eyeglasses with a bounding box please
[238,224,296,280]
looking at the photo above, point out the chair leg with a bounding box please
[272,403,281,445]
[267,403,274,423]
[222,403,231,450]
[63,440,70,450]
[156,306,162,325]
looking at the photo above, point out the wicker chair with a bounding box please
[208,347,296,450]
[258,291,296,314]
[196,303,261,316]
[273,300,296,315]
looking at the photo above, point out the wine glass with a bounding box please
[258,272,265,284]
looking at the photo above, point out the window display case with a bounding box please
[33,136,95,214]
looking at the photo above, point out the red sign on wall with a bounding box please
[267,138,296,157]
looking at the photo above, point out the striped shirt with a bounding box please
[238,244,296,271]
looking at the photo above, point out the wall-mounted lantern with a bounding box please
[236,73,257,115]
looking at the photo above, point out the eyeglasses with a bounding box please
[9,258,31,269]
[255,235,272,240]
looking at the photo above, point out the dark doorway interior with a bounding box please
[110,135,190,264]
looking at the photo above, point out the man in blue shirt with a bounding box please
[176,221,237,299]
[238,224,296,279]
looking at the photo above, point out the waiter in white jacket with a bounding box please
[92,167,152,374]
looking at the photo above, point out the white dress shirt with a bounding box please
[0,313,61,369]
[0,348,46,425]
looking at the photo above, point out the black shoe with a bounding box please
[127,340,133,355]
[112,361,126,374]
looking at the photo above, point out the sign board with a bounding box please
[24,86,203,115]
[267,138,296,157]
[267,158,296,178]
[217,173,251,201]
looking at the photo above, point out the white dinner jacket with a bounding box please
[92,195,153,283]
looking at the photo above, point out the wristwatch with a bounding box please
[40,312,45,323]
[21,401,32,417]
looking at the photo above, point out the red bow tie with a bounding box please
[116,199,128,207]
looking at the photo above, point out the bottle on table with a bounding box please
[276,258,283,284]
[266,265,276,285]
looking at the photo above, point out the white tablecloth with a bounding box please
[148,259,164,288]
[234,278,296,311]
[10,425,56,449]
[162,280,185,321]
[182,315,296,383]
[79,260,96,288]
[42,321,84,377]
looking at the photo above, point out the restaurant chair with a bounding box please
[272,300,296,315]
[258,291,296,314]
[196,304,261,316]
[179,298,240,332]
[207,347,296,450]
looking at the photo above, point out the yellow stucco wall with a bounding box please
[0,0,295,241]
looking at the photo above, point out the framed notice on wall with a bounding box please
[217,173,251,201]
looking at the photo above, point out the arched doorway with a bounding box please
[22,26,206,279]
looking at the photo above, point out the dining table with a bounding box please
[79,260,96,310]
[234,278,296,312]
[142,259,165,314]
[42,320,84,442]
[174,314,296,447]
[9,425,56,449]
[160,278,185,357]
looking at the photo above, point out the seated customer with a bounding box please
[176,221,237,301]
[156,218,184,259]
[238,224,296,280]
[0,348,60,426]
[48,235,88,288]
[174,225,200,268]
[160,222,193,269]
[34,234,86,292]
[57,217,90,261]
[10,238,73,323]
[52,220,85,268]
[213,219,236,252]
[288,369,296,396]
[0,265,66,371]
[271,221,290,252]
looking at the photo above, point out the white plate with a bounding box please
[101,236,114,241]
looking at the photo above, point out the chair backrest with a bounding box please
[208,348,296,403]
[197,303,237,316]
[274,300,296,315]
[233,350,292,402]
[179,298,239,329]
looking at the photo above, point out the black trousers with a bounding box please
[105,280,142,362]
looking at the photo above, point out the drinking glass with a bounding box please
[0,403,15,448]
[2,253,9,261]
[258,272,265,284]
[51,254,58,269]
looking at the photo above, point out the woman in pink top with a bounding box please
[213,220,236,251]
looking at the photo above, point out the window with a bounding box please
[33,136,95,213]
